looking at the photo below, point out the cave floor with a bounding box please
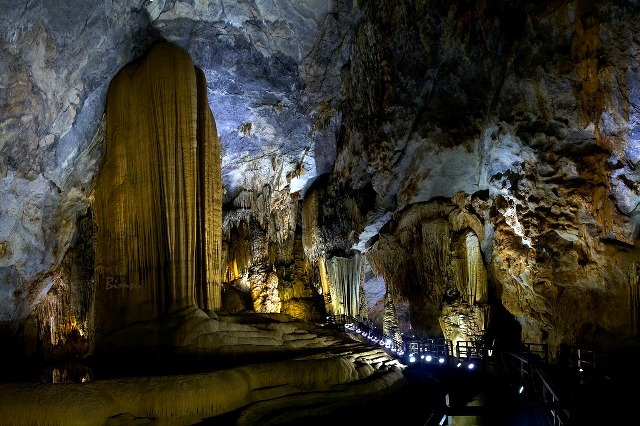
[4,318,639,426]
[200,360,550,426]
[199,349,640,426]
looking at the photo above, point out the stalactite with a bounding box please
[222,220,253,283]
[302,184,323,263]
[465,232,488,304]
[321,253,362,317]
[35,275,75,348]
[358,259,368,321]
[267,191,298,265]
[247,219,281,312]
[31,270,89,360]
[256,184,271,229]
[22,209,94,360]
[93,42,222,337]
[366,234,406,293]
[232,191,254,210]
[452,231,488,306]
[278,217,321,321]
[382,286,402,347]
[417,220,451,300]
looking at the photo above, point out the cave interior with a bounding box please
[1,0,640,425]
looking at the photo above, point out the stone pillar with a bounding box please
[93,42,222,338]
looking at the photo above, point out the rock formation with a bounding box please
[92,41,222,339]
[1,0,640,423]
[367,199,491,349]
[331,0,640,358]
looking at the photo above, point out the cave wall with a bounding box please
[0,0,358,355]
[1,0,640,361]
[328,0,640,356]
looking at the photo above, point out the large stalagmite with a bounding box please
[92,42,222,338]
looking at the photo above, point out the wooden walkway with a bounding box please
[332,314,639,425]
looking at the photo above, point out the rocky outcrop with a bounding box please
[330,0,640,357]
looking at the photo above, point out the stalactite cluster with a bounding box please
[222,218,253,283]
[299,173,375,321]
[31,274,86,357]
[92,42,222,337]
[301,181,324,264]
[367,198,490,344]
[247,220,280,313]
[278,221,322,322]
[319,253,362,317]
[20,212,94,360]
[220,185,303,314]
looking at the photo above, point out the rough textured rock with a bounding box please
[2,0,640,381]
[327,0,640,358]
[0,0,151,323]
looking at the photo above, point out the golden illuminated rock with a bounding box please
[92,42,222,338]
[367,200,490,342]
[319,253,363,317]
[195,66,223,313]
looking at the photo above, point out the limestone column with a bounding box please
[93,42,222,338]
